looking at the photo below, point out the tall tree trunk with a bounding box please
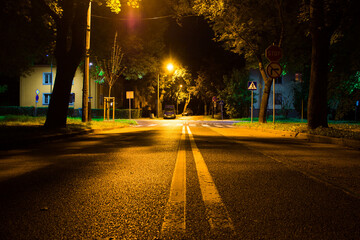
[183,94,191,113]
[258,59,272,123]
[44,0,89,129]
[307,0,329,129]
[108,85,112,97]
[204,101,207,115]
[45,62,78,128]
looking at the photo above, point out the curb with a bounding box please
[256,128,360,150]
[302,133,360,150]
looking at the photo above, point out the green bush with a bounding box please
[115,109,142,119]
[0,106,147,119]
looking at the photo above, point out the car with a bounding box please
[182,109,193,116]
[163,105,176,119]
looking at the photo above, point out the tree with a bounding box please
[32,0,138,129]
[97,33,126,97]
[218,69,252,118]
[191,0,296,123]
[159,66,193,110]
[89,0,168,111]
[0,0,54,76]
[300,0,354,128]
[326,1,360,120]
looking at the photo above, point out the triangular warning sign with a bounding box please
[248,82,257,90]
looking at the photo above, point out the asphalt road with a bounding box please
[0,119,359,239]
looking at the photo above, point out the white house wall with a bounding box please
[249,69,298,117]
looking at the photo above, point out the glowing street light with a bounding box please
[166,63,174,72]
[157,61,176,118]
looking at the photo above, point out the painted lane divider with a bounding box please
[161,125,236,238]
[187,126,236,237]
[161,126,187,239]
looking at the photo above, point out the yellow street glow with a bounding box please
[166,63,174,72]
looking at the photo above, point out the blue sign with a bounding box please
[248,81,257,90]
[35,94,39,103]
[357,100,359,107]
[219,100,224,105]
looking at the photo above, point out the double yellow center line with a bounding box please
[161,125,236,238]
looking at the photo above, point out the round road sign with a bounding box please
[265,45,282,62]
[266,62,282,78]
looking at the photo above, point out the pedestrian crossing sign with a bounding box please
[248,81,257,90]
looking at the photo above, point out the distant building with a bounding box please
[249,69,299,118]
[20,65,101,109]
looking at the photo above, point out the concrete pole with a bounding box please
[82,1,91,122]
[157,74,159,118]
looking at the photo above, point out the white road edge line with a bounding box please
[161,125,187,238]
[186,126,236,236]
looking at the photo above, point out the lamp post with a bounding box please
[177,84,182,114]
[157,73,160,118]
[157,62,175,118]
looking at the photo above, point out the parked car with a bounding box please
[163,105,176,119]
[182,109,193,116]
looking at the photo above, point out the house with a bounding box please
[249,69,299,118]
[20,65,101,110]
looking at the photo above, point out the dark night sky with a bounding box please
[164,16,245,76]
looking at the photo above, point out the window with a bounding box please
[275,76,282,84]
[275,93,282,105]
[43,72,53,85]
[69,93,75,105]
[43,93,51,105]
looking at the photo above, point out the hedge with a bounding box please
[0,106,151,118]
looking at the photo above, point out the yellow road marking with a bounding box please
[187,126,236,236]
[162,125,236,238]
[161,126,186,238]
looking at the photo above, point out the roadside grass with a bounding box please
[1,115,359,140]
[0,115,138,148]
[233,117,360,140]
[0,115,137,131]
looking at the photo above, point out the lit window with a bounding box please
[43,72,53,85]
[43,93,51,105]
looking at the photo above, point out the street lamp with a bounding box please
[157,61,176,118]
[166,63,174,72]
[177,84,182,114]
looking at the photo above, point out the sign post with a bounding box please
[273,79,275,124]
[212,96,217,118]
[248,81,257,123]
[35,89,40,116]
[126,91,134,119]
[265,44,283,124]
[219,100,224,120]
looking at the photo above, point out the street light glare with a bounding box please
[167,63,174,72]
